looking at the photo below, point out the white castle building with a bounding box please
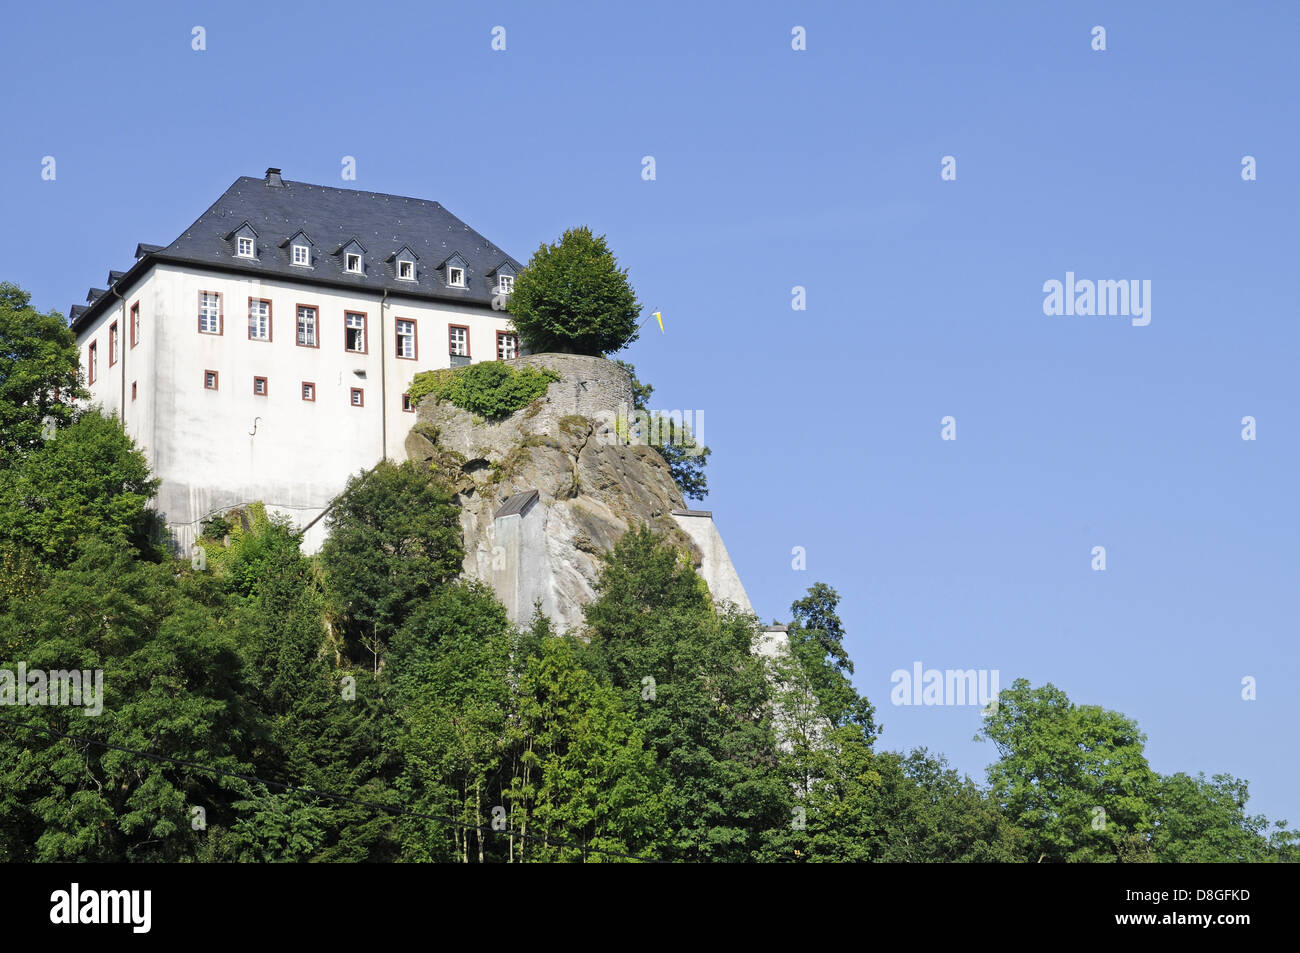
[70,168,522,552]
[69,168,790,658]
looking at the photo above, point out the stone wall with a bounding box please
[509,353,633,440]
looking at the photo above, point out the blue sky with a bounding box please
[3,1,1297,826]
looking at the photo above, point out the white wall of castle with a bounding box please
[76,263,514,553]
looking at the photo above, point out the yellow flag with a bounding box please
[653,310,663,333]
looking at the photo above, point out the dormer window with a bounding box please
[292,244,310,266]
[390,245,421,282]
[448,266,465,288]
[346,253,363,274]
[498,274,514,294]
[226,222,259,260]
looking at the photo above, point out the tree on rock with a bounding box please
[507,227,641,356]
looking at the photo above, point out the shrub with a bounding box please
[408,362,559,420]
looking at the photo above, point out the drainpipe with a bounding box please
[379,289,389,461]
[109,286,126,425]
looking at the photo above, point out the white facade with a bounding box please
[77,262,515,553]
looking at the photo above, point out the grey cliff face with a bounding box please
[404,354,697,632]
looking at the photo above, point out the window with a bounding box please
[345,312,367,353]
[296,305,318,347]
[346,253,362,274]
[498,274,514,294]
[199,291,222,334]
[253,376,268,396]
[237,236,255,258]
[292,244,310,266]
[398,260,415,280]
[448,266,465,288]
[204,370,219,390]
[396,319,417,360]
[350,387,364,407]
[249,299,271,341]
[88,342,97,384]
[496,331,518,360]
[301,382,316,402]
[130,302,140,347]
[402,393,414,413]
[448,324,469,357]
[109,322,118,366]
[131,381,137,400]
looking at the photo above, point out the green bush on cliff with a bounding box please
[408,361,560,420]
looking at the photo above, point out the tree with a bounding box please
[386,583,516,862]
[507,636,666,862]
[787,583,878,738]
[1151,772,1298,862]
[614,360,712,501]
[507,227,641,357]
[216,513,398,862]
[978,679,1157,862]
[0,282,86,462]
[757,737,1028,863]
[0,410,161,569]
[319,460,464,673]
[650,421,711,501]
[584,524,789,861]
[0,539,254,861]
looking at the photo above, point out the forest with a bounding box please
[1,280,1296,863]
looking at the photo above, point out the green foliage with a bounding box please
[387,582,516,862]
[0,368,1292,862]
[0,282,86,461]
[0,410,161,569]
[408,362,560,420]
[979,679,1158,862]
[507,227,641,356]
[0,540,254,861]
[508,635,667,861]
[1151,772,1298,862]
[223,789,332,863]
[195,503,304,598]
[612,360,711,501]
[320,460,464,672]
[648,416,710,501]
[787,583,877,737]
[758,731,1028,862]
[585,524,789,861]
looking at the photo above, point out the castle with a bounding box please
[70,169,786,650]
[70,168,520,553]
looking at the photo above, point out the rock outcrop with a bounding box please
[404,354,704,632]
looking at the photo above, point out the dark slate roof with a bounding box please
[71,171,522,332]
[108,270,126,284]
[495,489,539,519]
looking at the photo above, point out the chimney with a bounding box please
[265,167,284,187]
